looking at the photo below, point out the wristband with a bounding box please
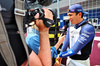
[43,18,54,28]
[59,49,74,58]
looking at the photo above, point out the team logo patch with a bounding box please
[71,9,75,12]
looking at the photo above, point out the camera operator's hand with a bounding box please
[43,8,53,20]
[35,8,53,32]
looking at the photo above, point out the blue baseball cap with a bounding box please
[67,4,88,14]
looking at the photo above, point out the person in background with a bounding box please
[88,20,92,24]
[94,43,100,66]
[97,42,100,49]
[26,22,66,58]
[54,4,95,66]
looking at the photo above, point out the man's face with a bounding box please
[67,12,80,24]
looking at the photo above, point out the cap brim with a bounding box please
[67,11,88,14]
[83,11,88,14]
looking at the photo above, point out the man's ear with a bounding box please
[78,12,82,17]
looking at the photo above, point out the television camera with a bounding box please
[25,0,57,28]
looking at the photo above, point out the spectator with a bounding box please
[88,20,92,24]
[97,43,100,49]
[26,23,66,58]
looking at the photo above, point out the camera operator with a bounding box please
[23,7,53,66]
[0,0,53,65]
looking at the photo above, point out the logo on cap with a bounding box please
[67,4,88,14]
[71,9,75,12]
[77,9,82,12]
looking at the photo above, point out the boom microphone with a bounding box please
[38,0,53,6]
[27,0,36,3]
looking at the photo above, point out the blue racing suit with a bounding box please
[59,19,95,60]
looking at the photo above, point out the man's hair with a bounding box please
[76,12,84,18]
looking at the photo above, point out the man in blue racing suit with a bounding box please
[54,4,95,66]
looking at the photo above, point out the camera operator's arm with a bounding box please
[35,8,53,66]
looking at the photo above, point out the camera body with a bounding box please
[25,0,57,28]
